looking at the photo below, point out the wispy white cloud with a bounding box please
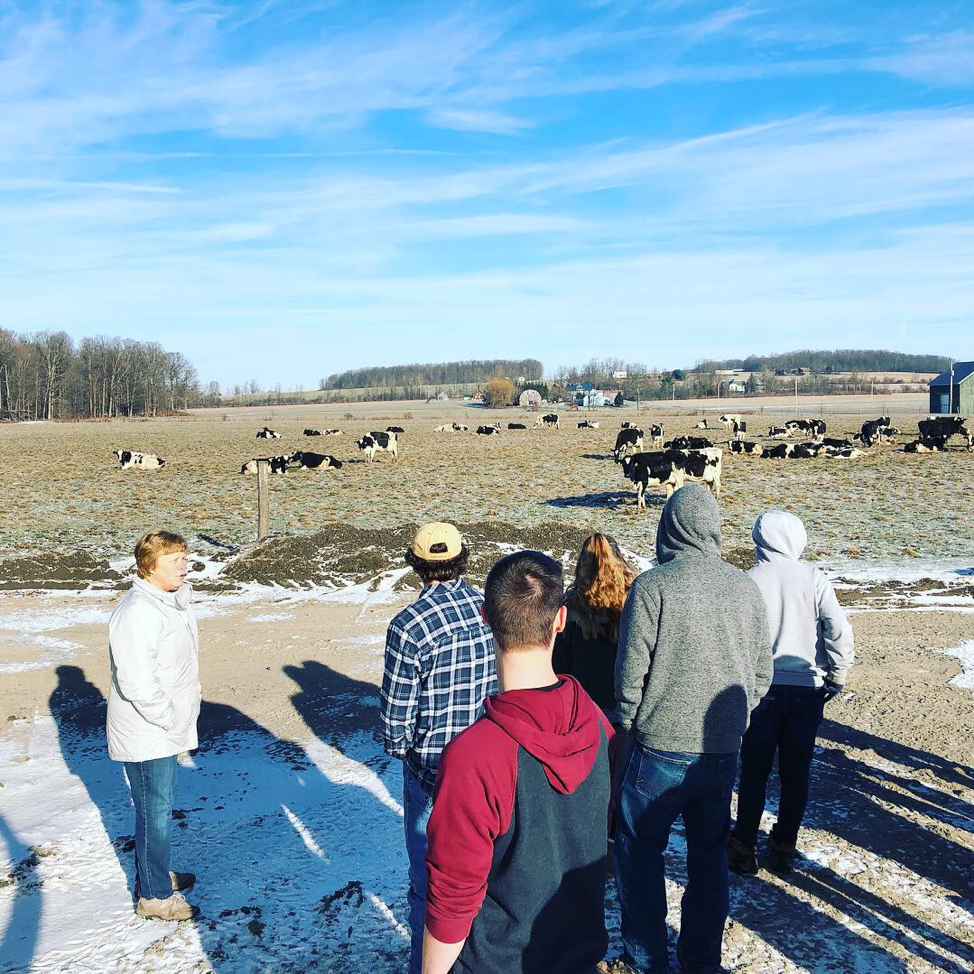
[425,108,535,135]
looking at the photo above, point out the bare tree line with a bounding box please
[0,329,207,421]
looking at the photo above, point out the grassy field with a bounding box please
[2,396,971,585]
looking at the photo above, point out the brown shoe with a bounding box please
[136,892,198,921]
[727,835,759,876]
[170,870,196,892]
[767,834,796,874]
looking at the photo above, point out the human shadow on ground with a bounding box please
[546,491,655,509]
[0,813,42,974]
[580,453,614,460]
[48,665,409,973]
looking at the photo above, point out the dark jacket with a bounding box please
[615,484,773,753]
[553,615,619,721]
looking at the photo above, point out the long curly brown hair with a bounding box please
[565,533,638,642]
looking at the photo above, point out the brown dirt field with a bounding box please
[1,398,971,580]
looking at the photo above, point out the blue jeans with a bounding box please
[615,740,737,974]
[734,684,826,848]
[124,755,178,900]
[403,763,434,974]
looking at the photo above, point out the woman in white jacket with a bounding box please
[728,511,854,877]
[108,530,201,921]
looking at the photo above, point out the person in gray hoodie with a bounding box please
[728,510,854,877]
[614,484,773,974]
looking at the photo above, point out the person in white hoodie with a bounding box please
[107,530,201,921]
[728,511,854,876]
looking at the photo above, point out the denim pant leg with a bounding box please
[678,753,738,974]
[125,755,177,900]
[402,763,434,974]
[772,689,825,846]
[734,692,782,848]
[615,741,694,974]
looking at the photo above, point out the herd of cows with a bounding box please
[110,411,972,509]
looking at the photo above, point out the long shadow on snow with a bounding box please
[0,813,42,974]
[49,666,409,973]
[546,491,657,509]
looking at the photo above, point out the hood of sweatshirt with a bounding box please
[483,675,603,794]
[752,510,807,563]
[655,483,722,564]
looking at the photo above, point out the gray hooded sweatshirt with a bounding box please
[615,484,774,754]
[748,511,855,688]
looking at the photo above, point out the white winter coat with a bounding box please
[748,511,855,688]
[107,578,201,763]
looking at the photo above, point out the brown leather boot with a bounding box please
[768,834,797,874]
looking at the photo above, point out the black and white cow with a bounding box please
[731,419,747,442]
[240,455,289,474]
[357,430,398,462]
[824,447,865,459]
[763,442,797,459]
[903,437,948,453]
[676,447,722,498]
[304,428,322,436]
[856,418,895,447]
[768,426,791,439]
[305,428,342,436]
[621,421,639,430]
[534,413,559,429]
[386,426,405,434]
[114,450,166,469]
[719,413,743,429]
[256,427,281,439]
[665,436,713,451]
[288,451,343,470]
[821,437,855,451]
[784,418,827,440]
[728,440,764,456]
[508,423,527,429]
[620,452,684,508]
[453,423,469,432]
[695,419,714,430]
[648,424,664,448]
[578,420,600,429]
[613,427,644,460]
[476,424,501,435]
[918,415,969,444]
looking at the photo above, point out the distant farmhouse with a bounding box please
[929,362,974,414]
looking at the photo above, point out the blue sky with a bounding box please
[2,0,974,388]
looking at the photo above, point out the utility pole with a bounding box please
[950,359,955,412]
[794,375,799,414]
[257,460,270,540]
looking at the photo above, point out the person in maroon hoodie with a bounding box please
[422,550,615,974]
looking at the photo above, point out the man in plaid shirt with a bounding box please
[381,522,496,974]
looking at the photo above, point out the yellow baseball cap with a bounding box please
[412,522,463,561]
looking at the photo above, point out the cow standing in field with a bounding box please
[732,419,747,442]
[614,427,644,460]
[620,452,684,508]
[784,419,827,440]
[918,416,970,445]
[240,456,289,474]
[256,427,281,439]
[578,420,600,429]
[288,451,343,470]
[357,430,398,462]
[114,450,166,469]
[719,414,743,429]
[648,424,664,448]
[534,413,559,429]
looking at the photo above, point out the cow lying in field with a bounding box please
[665,436,713,451]
[477,424,501,435]
[508,423,527,429]
[256,427,281,439]
[357,430,398,462]
[695,419,714,430]
[114,450,166,469]
[305,428,343,436]
[621,421,639,430]
[728,440,764,456]
[288,451,343,470]
[578,420,600,429]
[435,422,470,432]
[387,426,404,434]
[240,455,288,474]
[903,436,949,453]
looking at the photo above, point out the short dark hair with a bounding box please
[405,545,470,584]
[483,550,564,651]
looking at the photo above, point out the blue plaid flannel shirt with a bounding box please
[380,578,497,792]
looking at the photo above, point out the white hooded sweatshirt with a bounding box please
[107,578,201,763]
[747,511,854,688]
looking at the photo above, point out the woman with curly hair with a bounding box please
[553,532,637,721]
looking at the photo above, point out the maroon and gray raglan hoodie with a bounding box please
[425,675,614,973]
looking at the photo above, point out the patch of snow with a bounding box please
[941,640,974,690]
[245,612,294,623]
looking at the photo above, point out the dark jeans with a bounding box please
[124,755,178,900]
[733,684,826,848]
[615,739,737,974]
[403,762,434,974]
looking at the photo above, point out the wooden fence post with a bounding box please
[257,459,269,541]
